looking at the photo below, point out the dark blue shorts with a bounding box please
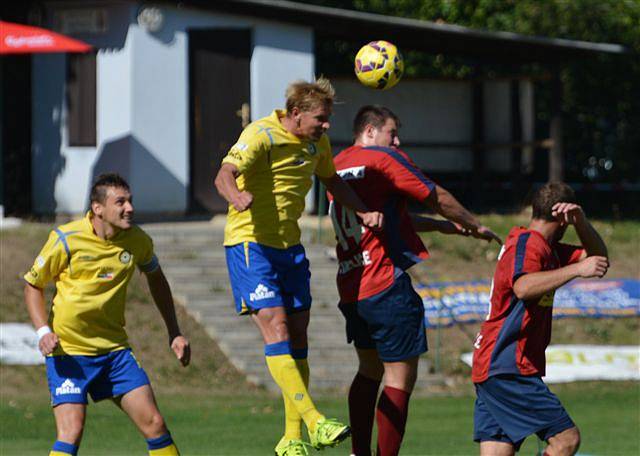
[225,242,311,315]
[46,348,150,406]
[473,374,575,450]
[338,273,427,362]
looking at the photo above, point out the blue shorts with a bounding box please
[473,374,575,450]
[225,242,311,315]
[46,348,150,406]
[338,273,427,362]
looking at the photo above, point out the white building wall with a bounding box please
[32,3,315,214]
[331,78,533,173]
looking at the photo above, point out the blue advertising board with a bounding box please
[417,279,640,328]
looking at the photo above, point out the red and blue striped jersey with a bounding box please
[471,227,584,383]
[328,145,435,303]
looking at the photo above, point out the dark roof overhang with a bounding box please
[183,0,629,63]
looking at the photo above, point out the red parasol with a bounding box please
[0,20,92,54]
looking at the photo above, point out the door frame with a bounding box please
[187,28,252,213]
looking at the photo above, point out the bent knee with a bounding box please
[141,412,167,437]
[550,427,580,456]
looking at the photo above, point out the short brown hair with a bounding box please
[90,173,130,206]
[531,182,576,221]
[285,77,335,113]
[353,105,400,138]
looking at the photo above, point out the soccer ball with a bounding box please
[354,40,404,90]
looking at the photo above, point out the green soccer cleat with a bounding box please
[274,437,313,456]
[309,417,351,450]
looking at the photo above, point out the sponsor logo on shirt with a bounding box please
[228,149,243,161]
[338,250,372,274]
[97,268,114,280]
[250,284,276,301]
[119,251,131,264]
[78,255,96,261]
[56,379,81,396]
[337,166,366,181]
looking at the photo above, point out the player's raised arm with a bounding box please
[424,184,502,244]
[321,173,384,230]
[552,202,608,259]
[144,266,191,366]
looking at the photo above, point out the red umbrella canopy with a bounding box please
[0,20,92,54]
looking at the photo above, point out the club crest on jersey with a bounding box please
[119,250,132,264]
[305,143,317,156]
[337,166,365,181]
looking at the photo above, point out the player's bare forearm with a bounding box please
[513,266,580,301]
[551,203,607,258]
[214,163,253,211]
[321,173,369,213]
[513,255,609,300]
[410,214,468,235]
[426,185,480,229]
[575,218,608,258]
[425,186,502,244]
[25,282,59,355]
[322,174,384,229]
[145,267,182,340]
[24,282,49,329]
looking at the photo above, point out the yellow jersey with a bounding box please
[221,109,336,248]
[24,212,159,355]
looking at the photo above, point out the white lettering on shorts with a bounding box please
[55,379,81,395]
[250,284,276,301]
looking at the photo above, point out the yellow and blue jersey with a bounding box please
[221,109,336,249]
[24,212,159,356]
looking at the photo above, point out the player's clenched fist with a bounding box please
[359,211,384,230]
[577,255,609,278]
[39,332,59,356]
[231,191,253,212]
[171,335,191,367]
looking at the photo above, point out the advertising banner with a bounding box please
[0,323,43,365]
[461,345,640,383]
[418,279,639,328]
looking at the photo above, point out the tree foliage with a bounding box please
[310,0,640,183]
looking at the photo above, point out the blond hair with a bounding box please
[285,77,335,113]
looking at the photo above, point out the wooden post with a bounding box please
[549,71,564,182]
[471,79,485,207]
[510,79,523,203]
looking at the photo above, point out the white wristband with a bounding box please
[36,326,52,341]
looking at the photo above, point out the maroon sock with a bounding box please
[376,386,411,456]
[348,372,381,456]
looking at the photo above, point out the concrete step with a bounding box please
[151,223,445,391]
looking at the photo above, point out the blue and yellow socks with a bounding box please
[147,433,179,455]
[50,441,78,456]
[265,341,322,434]
[282,347,310,440]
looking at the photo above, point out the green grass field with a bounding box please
[1,220,639,455]
[2,382,639,455]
